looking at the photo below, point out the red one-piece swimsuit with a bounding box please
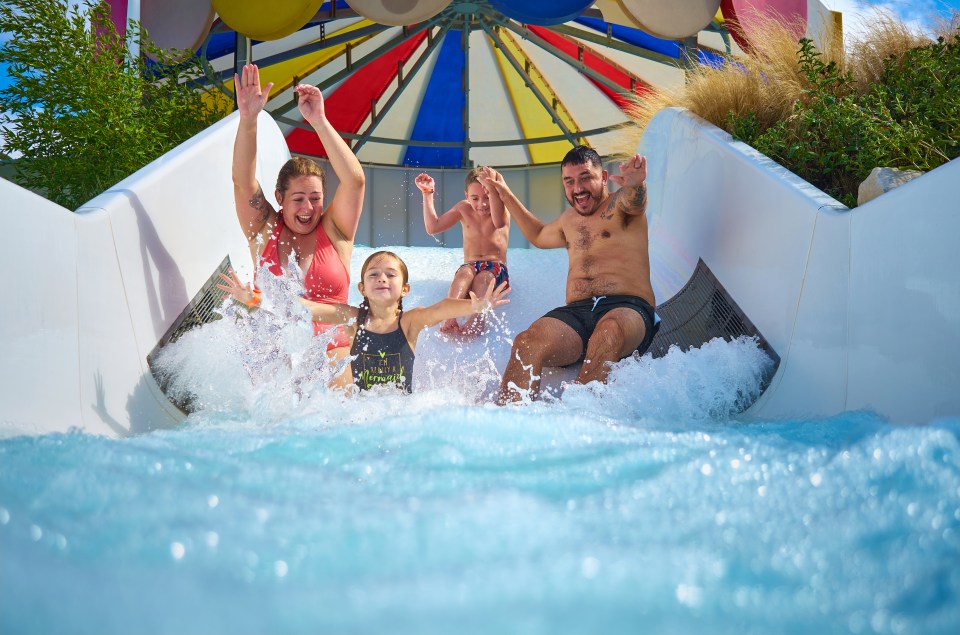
[258,216,352,349]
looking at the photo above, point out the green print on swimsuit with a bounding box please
[356,352,406,389]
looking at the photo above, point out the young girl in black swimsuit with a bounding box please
[222,250,509,393]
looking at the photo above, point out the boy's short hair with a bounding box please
[561,145,603,170]
[465,167,482,189]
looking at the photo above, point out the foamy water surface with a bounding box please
[1,247,958,635]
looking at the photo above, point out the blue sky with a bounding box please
[823,0,960,35]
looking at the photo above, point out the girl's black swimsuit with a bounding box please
[350,323,415,392]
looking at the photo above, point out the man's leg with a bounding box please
[441,266,476,334]
[576,308,647,385]
[460,269,497,336]
[497,317,582,404]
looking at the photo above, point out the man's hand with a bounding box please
[476,165,505,193]
[609,154,647,189]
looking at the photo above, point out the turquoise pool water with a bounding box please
[2,248,959,634]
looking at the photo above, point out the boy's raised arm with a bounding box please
[416,173,462,235]
[482,167,508,230]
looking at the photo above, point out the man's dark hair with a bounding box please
[561,145,603,169]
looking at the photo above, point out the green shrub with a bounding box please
[0,0,231,209]
[728,33,960,207]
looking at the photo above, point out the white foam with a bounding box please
[154,246,773,425]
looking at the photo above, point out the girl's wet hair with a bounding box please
[276,157,326,200]
[357,251,409,329]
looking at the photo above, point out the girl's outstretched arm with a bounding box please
[403,281,510,344]
[299,298,360,325]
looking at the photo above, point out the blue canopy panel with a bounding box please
[403,31,466,168]
[575,17,726,68]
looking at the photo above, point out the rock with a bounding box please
[858,167,924,206]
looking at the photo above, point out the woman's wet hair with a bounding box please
[276,157,326,200]
[357,251,409,329]
[561,145,603,169]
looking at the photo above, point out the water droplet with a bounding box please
[207,495,220,508]
[810,473,823,487]
[171,542,185,560]
[30,525,42,541]
[581,556,600,579]
[274,560,288,577]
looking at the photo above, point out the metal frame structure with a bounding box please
[211,0,732,166]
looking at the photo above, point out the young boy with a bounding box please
[415,167,511,336]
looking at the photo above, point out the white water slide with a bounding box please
[1,108,957,437]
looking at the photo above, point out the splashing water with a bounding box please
[1,247,958,635]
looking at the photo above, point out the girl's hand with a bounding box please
[295,83,326,124]
[415,173,435,194]
[235,64,273,119]
[216,268,260,308]
[469,280,511,313]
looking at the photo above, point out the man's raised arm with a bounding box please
[478,167,564,249]
[607,154,648,217]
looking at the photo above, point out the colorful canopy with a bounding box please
[104,0,815,167]
[194,0,748,168]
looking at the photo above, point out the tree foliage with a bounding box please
[0,0,232,209]
[728,33,960,207]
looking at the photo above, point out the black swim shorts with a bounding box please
[543,294,661,363]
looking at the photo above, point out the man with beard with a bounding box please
[477,145,659,404]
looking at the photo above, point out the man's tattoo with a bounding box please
[609,182,648,217]
[248,186,270,223]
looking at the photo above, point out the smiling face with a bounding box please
[277,174,324,235]
[562,161,608,216]
[358,252,410,307]
[465,182,491,215]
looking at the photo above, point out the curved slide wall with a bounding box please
[2,107,956,436]
[640,108,959,423]
[0,111,289,437]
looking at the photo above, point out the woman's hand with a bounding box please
[216,268,260,308]
[295,83,326,124]
[469,280,511,313]
[235,64,274,120]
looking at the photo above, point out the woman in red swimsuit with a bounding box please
[232,64,365,387]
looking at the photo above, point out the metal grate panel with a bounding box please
[146,256,232,413]
[650,258,780,392]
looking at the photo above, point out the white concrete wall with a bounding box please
[639,107,959,423]
[3,103,956,436]
[0,111,285,437]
